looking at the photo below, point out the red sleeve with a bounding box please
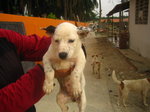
[0,65,45,112]
[0,29,51,61]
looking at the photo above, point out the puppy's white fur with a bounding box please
[43,22,86,112]
[112,70,150,107]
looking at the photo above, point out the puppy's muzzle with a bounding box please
[59,52,68,60]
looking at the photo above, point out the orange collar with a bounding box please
[50,58,77,63]
[54,65,75,78]
[49,58,76,78]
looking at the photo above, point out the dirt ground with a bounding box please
[87,33,150,112]
[34,32,150,112]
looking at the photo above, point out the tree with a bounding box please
[0,0,98,22]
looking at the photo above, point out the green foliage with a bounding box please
[0,0,98,22]
[47,13,58,19]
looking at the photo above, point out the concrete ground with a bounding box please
[34,33,150,112]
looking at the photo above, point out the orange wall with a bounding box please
[0,13,88,36]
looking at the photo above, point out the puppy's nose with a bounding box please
[59,52,68,59]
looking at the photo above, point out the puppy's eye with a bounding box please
[68,39,74,43]
[55,40,59,43]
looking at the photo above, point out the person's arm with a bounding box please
[0,65,44,112]
[0,29,51,61]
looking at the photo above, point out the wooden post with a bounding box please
[112,15,114,37]
[98,0,102,30]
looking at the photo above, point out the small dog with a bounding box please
[43,22,87,112]
[112,70,150,107]
[91,54,101,78]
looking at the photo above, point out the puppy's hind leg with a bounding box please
[92,64,95,74]
[122,89,129,107]
[57,91,70,112]
[142,89,148,106]
[97,63,101,79]
[77,90,86,112]
[117,89,122,106]
[77,75,86,112]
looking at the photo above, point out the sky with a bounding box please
[96,0,121,17]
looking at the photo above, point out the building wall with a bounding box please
[129,0,150,58]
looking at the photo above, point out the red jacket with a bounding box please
[0,29,51,112]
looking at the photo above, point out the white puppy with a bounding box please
[43,22,86,112]
[112,70,150,107]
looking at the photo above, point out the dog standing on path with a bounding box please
[91,54,101,79]
[112,70,150,107]
[42,22,87,112]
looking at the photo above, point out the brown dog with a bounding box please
[91,54,101,78]
[112,70,150,107]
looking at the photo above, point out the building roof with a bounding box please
[107,1,129,16]
[101,18,128,23]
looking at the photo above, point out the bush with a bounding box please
[47,13,58,19]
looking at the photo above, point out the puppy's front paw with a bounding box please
[43,79,54,94]
[71,82,82,98]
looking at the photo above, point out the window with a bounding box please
[135,0,149,24]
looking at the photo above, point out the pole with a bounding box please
[98,0,102,31]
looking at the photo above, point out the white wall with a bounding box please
[129,0,150,58]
